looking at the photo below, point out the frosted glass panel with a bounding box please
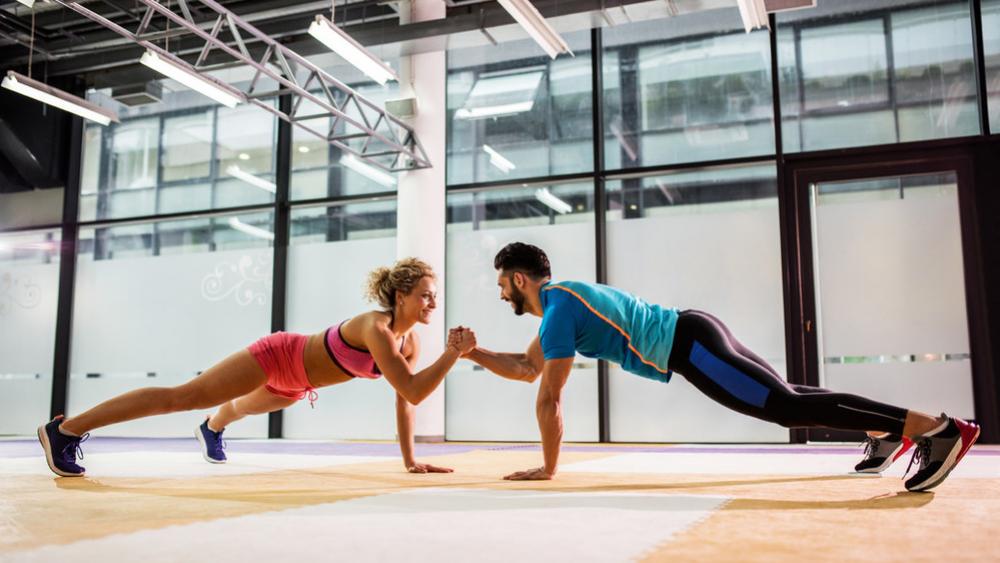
[283,202,398,440]
[446,183,598,441]
[69,215,273,438]
[0,231,60,435]
[606,165,787,443]
[811,174,974,418]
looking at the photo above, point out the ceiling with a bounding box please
[0,0,732,90]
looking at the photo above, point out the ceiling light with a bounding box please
[483,144,516,174]
[298,146,310,153]
[308,15,397,85]
[496,0,573,59]
[735,0,769,33]
[225,165,276,193]
[139,50,243,108]
[534,187,572,214]
[340,154,397,187]
[227,217,274,240]
[2,71,119,126]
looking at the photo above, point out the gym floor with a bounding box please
[2,438,998,562]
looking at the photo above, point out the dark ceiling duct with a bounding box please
[0,80,74,193]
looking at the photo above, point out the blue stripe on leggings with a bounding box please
[689,341,770,408]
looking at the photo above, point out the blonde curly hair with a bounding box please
[364,258,435,310]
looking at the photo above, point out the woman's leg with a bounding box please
[208,386,298,431]
[668,311,941,437]
[60,349,267,436]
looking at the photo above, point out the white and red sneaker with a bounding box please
[854,434,914,474]
[904,416,980,492]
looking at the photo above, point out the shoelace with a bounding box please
[61,433,89,463]
[209,428,226,456]
[861,436,880,459]
[904,438,932,479]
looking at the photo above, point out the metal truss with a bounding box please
[49,0,431,172]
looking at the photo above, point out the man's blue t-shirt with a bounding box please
[538,281,679,383]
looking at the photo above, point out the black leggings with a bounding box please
[667,310,908,435]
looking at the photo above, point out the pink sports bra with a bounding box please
[324,320,405,379]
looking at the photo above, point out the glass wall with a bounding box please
[602,7,774,170]
[290,55,402,201]
[445,181,599,441]
[69,213,274,437]
[447,31,594,185]
[283,200,399,439]
[81,85,277,222]
[778,0,981,152]
[0,230,60,435]
[810,173,975,419]
[605,164,787,442]
[3,0,994,439]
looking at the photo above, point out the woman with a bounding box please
[38,258,475,477]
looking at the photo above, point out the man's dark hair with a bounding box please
[493,242,551,279]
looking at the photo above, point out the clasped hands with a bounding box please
[447,326,477,355]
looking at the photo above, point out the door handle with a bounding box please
[805,320,812,332]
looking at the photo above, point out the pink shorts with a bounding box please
[248,332,317,405]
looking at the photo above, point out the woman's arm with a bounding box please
[367,322,475,405]
[393,332,454,473]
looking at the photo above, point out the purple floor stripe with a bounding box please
[1,437,997,459]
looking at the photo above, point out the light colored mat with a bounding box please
[3,444,999,562]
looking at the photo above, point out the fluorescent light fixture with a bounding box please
[17,0,35,7]
[225,165,276,193]
[340,154,397,187]
[534,187,572,214]
[736,0,769,33]
[483,145,516,174]
[2,71,119,126]
[497,0,573,59]
[308,15,397,85]
[227,217,274,241]
[139,50,242,108]
[455,101,535,120]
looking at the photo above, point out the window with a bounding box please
[603,9,774,170]
[778,0,980,152]
[447,31,594,185]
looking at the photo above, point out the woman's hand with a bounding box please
[503,466,553,480]
[448,326,477,355]
[406,462,454,474]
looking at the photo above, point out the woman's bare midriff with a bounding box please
[302,331,354,388]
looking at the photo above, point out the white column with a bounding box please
[397,0,447,440]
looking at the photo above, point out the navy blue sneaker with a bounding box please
[37,416,87,477]
[196,418,227,464]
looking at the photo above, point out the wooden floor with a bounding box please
[2,438,998,562]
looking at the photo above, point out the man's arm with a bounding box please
[503,357,574,480]
[462,335,545,383]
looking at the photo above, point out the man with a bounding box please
[456,242,979,492]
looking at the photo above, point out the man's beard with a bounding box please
[509,286,527,316]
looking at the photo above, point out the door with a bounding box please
[786,155,984,442]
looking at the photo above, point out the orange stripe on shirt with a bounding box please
[546,285,670,374]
